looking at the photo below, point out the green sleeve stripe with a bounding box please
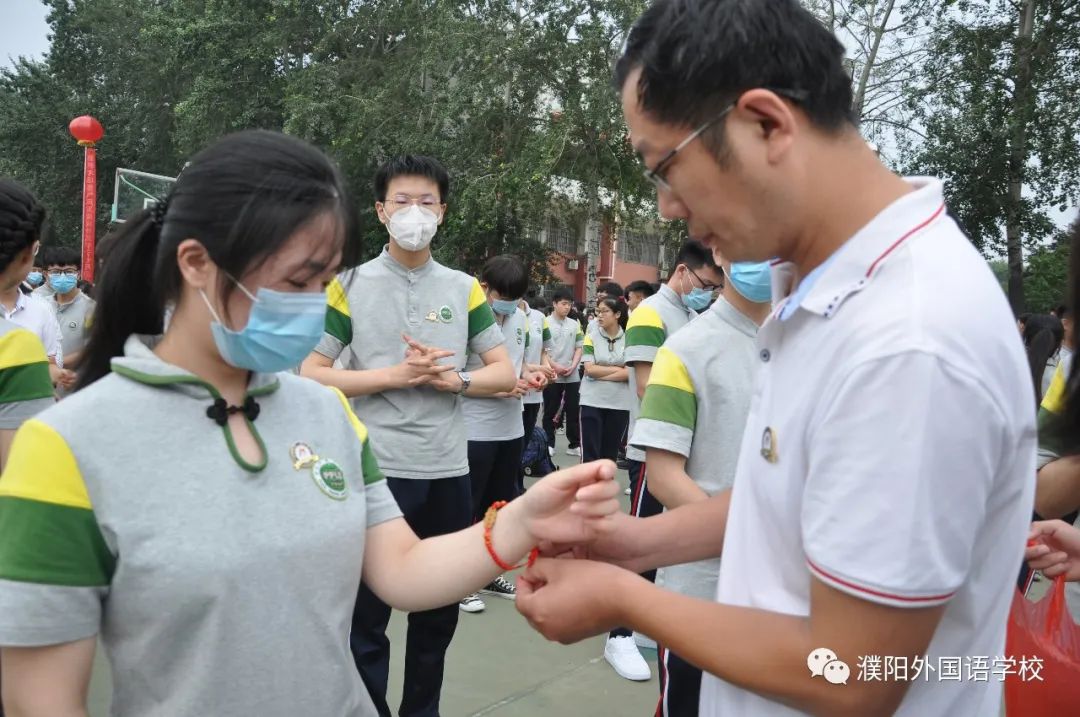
[0,361,54,403]
[582,344,595,357]
[325,305,352,346]
[1038,406,1073,457]
[639,384,697,431]
[525,329,531,349]
[361,439,385,486]
[626,325,666,349]
[0,497,114,587]
[468,303,497,340]
[542,327,551,341]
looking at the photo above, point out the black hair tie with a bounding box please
[150,198,169,228]
[206,396,261,426]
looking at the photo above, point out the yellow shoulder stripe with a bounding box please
[648,346,695,394]
[0,326,49,370]
[0,419,91,510]
[627,304,663,330]
[331,387,369,444]
[468,279,487,312]
[1042,360,1068,414]
[327,277,350,317]
[543,318,550,330]
[583,334,594,348]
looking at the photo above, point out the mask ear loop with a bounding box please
[198,275,257,329]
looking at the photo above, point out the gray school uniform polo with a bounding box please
[546,315,584,384]
[48,291,96,359]
[631,297,759,599]
[316,247,504,479]
[0,336,401,717]
[462,308,528,441]
[522,305,552,406]
[623,284,696,462]
[580,323,633,411]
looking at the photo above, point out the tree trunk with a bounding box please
[853,0,897,118]
[1006,0,1037,314]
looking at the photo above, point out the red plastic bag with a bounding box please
[1005,576,1080,715]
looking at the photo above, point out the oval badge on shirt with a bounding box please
[311,458,348,500]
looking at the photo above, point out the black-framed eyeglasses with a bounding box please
[642,88,809,193]
[687,266,721,292]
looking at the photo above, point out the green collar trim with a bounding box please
[112,364,275,474]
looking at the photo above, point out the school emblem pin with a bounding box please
[425,310,439,322]
[439,305,454,323]
[311,458,348,500]
[761,427,778,463]
[289,442,318,470]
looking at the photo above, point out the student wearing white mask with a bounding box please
[302,155,516,717]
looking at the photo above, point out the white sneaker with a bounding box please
[604,636,651,681]
[459,593,486,613]
[566,446,581,457]
[633,632,657,650]
[548,446,555,457]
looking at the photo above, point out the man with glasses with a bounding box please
[515,1,1035,716]
[43,247,94,396]
[602,238,721,682]
[302,155,515,717]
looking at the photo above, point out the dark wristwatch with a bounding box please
[456,371,472,395]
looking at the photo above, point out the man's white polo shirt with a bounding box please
[2,291,62,364]
[699,179,1035,716]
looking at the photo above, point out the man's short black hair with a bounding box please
[673,239,718,272]
[480,254,529,301]
[615,0,856,152]
[597,281,624,299]
[46,246,80,269]
[374,155,450,203]
[35,246,54,269]
[530,295,548,311]
[625,280,655,297]
[552,288,574,304]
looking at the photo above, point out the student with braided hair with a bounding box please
[0,184,65,389]
[0,180,54,466]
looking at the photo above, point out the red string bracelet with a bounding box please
[483,500,540,571]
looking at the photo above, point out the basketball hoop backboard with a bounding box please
[111,168,176,223]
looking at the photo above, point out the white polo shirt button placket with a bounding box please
[700,178,1037,717]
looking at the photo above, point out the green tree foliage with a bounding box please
[0,0,659,282]
[905,0,1080,313]
[1024,241,1070,314]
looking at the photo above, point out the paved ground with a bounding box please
[87,430,661,716]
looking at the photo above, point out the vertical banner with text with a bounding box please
[81,146,97,282]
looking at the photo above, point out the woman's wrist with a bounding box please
[489,499,536,565]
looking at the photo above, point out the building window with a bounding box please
[618,229,660,266]
[546,221,578,255]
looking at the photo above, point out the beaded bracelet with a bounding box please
[483,500,540,571]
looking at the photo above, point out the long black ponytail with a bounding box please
[0,179,47,279]
[77,130,357,389]
[1024,313,1063,407]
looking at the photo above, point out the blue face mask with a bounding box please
[27,271,43,287]
[728,261,773,303]
[48,272,78,294]
[681,287,712,312]
[201,280,327,373]
[491,298,519,317]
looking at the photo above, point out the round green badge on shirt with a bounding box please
[311,458,348,500]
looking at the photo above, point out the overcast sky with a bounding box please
[1,1,50,69]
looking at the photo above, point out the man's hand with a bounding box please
[517,558,641,643]
[398,333,456,387]
[533,511,651,572]
[493,378,530,399]
[524,369,548,391]
[429,369,465,394]
[1027,519,1080,581]
[57,369,77,390]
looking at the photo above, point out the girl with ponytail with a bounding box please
[0,130,617,717]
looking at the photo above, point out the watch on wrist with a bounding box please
[456,371,472,394]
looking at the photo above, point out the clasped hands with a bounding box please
[513,461,650,645]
